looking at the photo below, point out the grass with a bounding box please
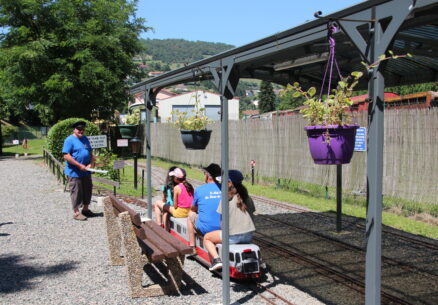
[149,157,438,239]
[94,165,148,198]
[2,138,46,156]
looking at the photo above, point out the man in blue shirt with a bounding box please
[62,121,95,221]
[187,163,222,254]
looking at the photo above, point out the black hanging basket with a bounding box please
[180,130,212,150]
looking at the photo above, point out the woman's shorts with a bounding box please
[220,231,253,244]
[171,207,191,218]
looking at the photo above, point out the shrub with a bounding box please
[1,125,19,144]
[46,118,99,161]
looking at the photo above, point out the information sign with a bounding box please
[88,135,107,149]
[117,139,129,147]
[354,127,367,152]
[12,139,19,145]
[113,160,125,170]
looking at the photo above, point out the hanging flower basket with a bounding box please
[117,125,138,139]
[304,124,359,165]
[180,130,212,150]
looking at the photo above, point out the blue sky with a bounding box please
[136,0,363,47]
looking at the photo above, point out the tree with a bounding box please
[0,0,149,125]
[258,81,276,113]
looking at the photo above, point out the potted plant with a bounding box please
[118,108,141,139]
[284,51,411,165]
[169,92,212,150]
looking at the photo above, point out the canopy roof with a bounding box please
[130,0,438,97]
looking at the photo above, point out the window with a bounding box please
[205,105,221,121]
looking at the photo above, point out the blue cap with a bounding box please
[228,170,244,185]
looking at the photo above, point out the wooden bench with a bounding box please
[103,194,192,298]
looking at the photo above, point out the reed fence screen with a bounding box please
[150,108,438,204]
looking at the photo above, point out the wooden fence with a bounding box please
[150,108,438,204]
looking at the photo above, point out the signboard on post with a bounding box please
[354,127,367,152]
[88,135,107,149]
[117,139,129,147]
[113,160,125,170]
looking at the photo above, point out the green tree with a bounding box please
[258,81,276,113]
[0,0,149,125]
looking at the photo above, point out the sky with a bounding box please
[136,0,363,47]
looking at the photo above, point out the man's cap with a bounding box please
[169,167,186,179]
[202,163,221,178]
[216,169,244,185]
[71,121,87,129]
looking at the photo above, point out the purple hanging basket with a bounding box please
[304,124,359,165]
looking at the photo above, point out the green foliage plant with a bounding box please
[284,52,413,127]
[94,148,119,181]
[126,108,141,125]
[169,93,211,130]
[46,118,99,161]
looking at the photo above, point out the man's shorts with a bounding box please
[188,213,202,234]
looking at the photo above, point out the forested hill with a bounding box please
[139,39,235,64]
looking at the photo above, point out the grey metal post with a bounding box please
[219,71,230,305]
[365,10,383,305]
[145,97,153,219]
[336,164,342,232]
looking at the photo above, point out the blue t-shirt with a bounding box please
[193,182,221,235]
[62,135,92,178]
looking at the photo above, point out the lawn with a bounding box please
[2,138,46,156]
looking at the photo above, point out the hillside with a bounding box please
[138,38,235,65]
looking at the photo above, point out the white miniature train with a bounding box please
[169,216,265,280]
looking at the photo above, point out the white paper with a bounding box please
[87,168,108,174]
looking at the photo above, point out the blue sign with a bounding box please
[354,127,367,151]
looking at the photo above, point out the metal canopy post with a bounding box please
[211,58,238,305]
[336,165,342,232]
[144,86,154,219]
[338,1,412,303]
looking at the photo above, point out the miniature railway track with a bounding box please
[251,194,438,252]
[254,236,414,305]
[254,283,297,305]
[259,214,438,278]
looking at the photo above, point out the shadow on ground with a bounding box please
[0,254,78,294]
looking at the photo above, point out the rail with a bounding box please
[43,149,66,185]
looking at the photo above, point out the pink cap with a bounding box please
[169,168,185,179]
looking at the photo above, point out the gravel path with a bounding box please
[0,158,325,305]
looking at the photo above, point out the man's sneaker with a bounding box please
[209,258,223,271]
[81,210,96,217]
[73,213,87,221]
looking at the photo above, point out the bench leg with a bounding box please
[119,212,185,298]
[163,255,185,293]
[103,197,124,266]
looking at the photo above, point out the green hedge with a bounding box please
[47,118,99,161]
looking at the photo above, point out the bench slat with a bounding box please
[143,221,193,255]
[141,223,180,258]
[132,227,165,262]
[109,194,142,227]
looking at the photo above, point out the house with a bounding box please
[159,90,240,122]
[148,71,164,77]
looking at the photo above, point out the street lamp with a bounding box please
[130,137,142,189]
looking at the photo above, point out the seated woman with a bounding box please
[153,166,177,228]
[154,167,194,230]
[203,169,256,271]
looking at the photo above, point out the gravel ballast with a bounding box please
[0,158,324,305]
